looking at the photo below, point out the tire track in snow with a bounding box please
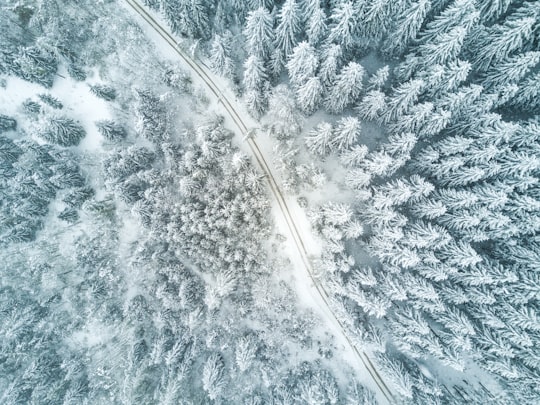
[124,1,395,402]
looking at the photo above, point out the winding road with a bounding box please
[124,0,395,402]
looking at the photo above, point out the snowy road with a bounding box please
[123,0,395,402]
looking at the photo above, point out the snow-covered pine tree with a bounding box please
[305,122,333,156]
[210,33,235,79]
[244,7,274,59]
[382,0,431,58]
[243,54,267,92]
[328,1,356,50]
[319,44,342,88]
[468,15,536,72]
[287,41,318,87]
[306,5,327,45]
[274,0,302,57]
[324,62,365,114]
[331,117,361,152]
[296,76,323,114]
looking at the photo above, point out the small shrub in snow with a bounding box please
[96,120,127,142]
[89,84,117,101]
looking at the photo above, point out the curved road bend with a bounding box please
[124,0,395,402]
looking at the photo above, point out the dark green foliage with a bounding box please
[89,84,117,101]
[0,136,23,163]
[13,46,58,88]
[38,93,63,109]
[0,114,17,133]
[95,120,127,141]
[63,186,95,208]
[135,89,168,143]
[38,116,86,146]
[12,5,34,26]
[67,63,87,81]
[58,207,79,223]
[22,99,41,114]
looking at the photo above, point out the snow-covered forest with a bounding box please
[1,0,539,404]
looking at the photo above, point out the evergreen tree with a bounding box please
[305,122,333,156]
[469,16,536,71]
[243,54,267,91]
[96,120,127,142]
[275,0,302,57]
[331,117,361,151]
[319,44,342,88]
[306,6,327,45]
[324,62,365,113]
[287,41,318,87]
[357,90,386,121]
[296,76,323,114]
[482,51,540,92]
[380,79,425,123]
[328,1,356,50]
[419,0,479,43]
[89,84,116,101]
[244,8,274,59]
[210,32,235,79]
[382,0,431,58]
[38,116,86,147]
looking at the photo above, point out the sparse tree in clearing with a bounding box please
[367,65,389,91]
[38,116,86,147]
[96,120,127,142]
[89,84,116,101]
[305,122,333,156]
[324,62,365,114]
[0,114,17,133]
[340,144,369,167]
[287,41,318,87]
[274,0,302,57]
[296,76,323,114]
[244,7,274,59]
